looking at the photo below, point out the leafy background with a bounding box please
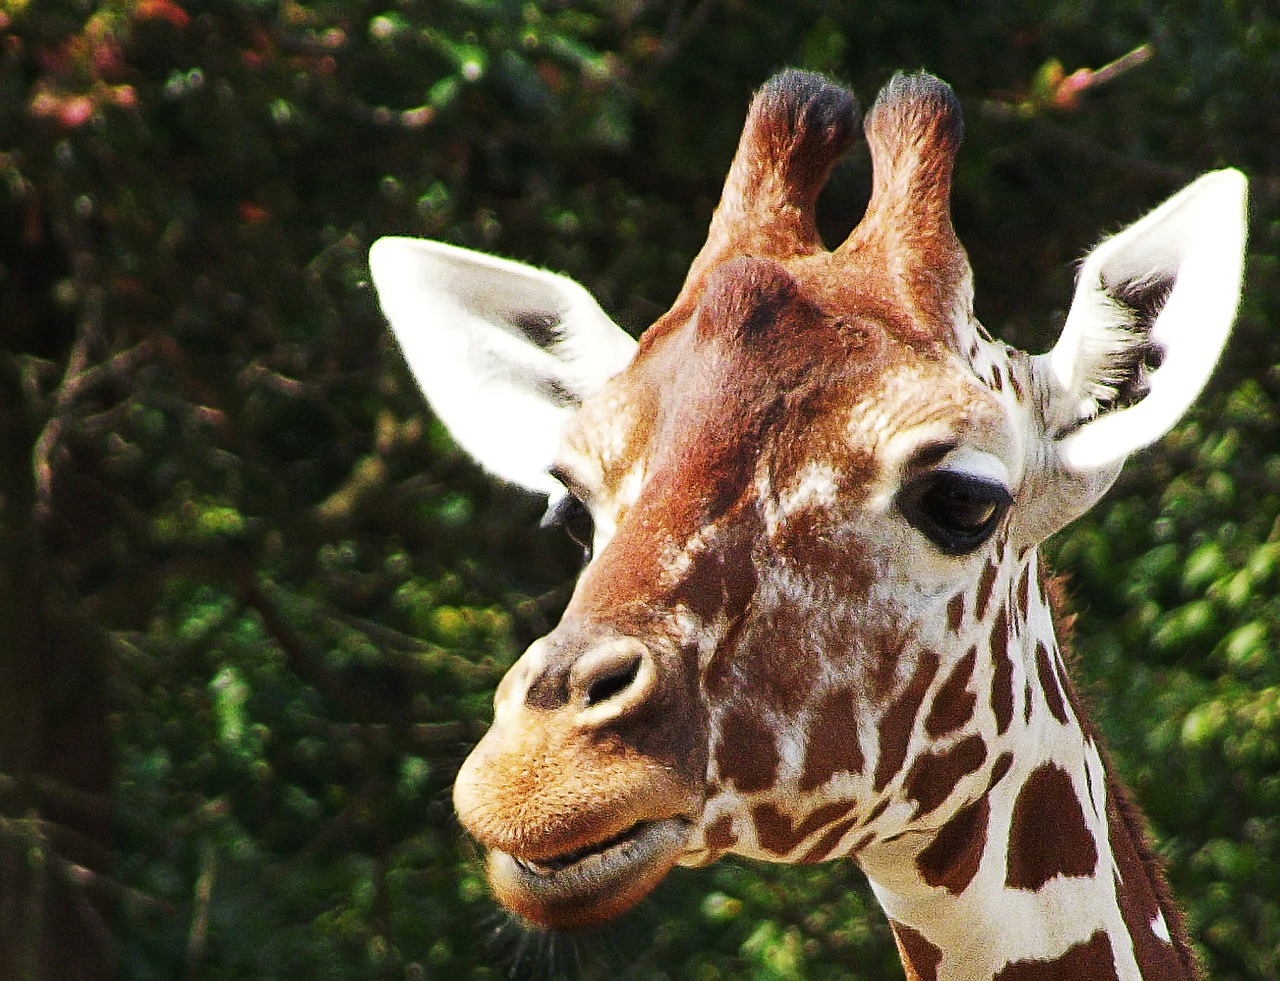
[1,0,1277,978]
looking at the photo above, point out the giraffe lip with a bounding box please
[512,817,690,876]
[488,817,691,929]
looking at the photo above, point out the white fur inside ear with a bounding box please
[369,238,637,495]
[1048,169,1248,472]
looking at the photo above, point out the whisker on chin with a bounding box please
[476,893,672,981]
[479,909,572,981]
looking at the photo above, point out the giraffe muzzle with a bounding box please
[453,632,708,929]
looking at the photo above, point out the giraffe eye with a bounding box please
[900,469,1012,555]
[541,493,595,561]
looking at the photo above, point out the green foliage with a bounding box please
[1,0,1278,977]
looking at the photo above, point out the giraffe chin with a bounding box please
[485,817,691,930]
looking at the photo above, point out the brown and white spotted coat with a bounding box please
[370,70,1247,980]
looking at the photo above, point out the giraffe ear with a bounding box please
[369,238,637,495]
[1040,169,1248,474]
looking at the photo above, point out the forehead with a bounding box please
[558,257,1011,502]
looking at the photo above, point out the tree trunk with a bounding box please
[0,355,114,980]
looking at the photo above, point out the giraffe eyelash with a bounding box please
[542,490,596,562]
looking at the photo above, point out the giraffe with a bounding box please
[369,70,1247,979]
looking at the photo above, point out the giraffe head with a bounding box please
[370,71,1246,933]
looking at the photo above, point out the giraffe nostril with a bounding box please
[584,654,643,707]
[568,639,656,718]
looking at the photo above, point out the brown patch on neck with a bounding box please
[752,798,855,856]
[945,591,966,633]
[993,930,1119,981]
[891,921,943,981]
[1035,641,1069,725]
[703,813,737,853]
[1006,763,1098,890]
[798,814,863,863]
[800,685,866,792]
[874,649,941,792]
[975,558,1000,620]
[925,646,977,738]
[915,794,990,894]
[714,705,780,794]
[904,733,987,819]
[989,603,1015,734]
[866,627,911,701]
[1016,561,1032,619]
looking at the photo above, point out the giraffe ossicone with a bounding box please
[370,70,1247,979]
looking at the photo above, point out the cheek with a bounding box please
[703,581,827,719]
[772,507,876,590]
[699,591,821,802]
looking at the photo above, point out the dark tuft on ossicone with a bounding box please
[749,70,861,206]
[867,71,963,152]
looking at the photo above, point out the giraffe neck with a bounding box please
[854,552,1198,980]
[862,736,1196,979]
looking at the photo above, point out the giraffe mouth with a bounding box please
[486,817,692,930]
